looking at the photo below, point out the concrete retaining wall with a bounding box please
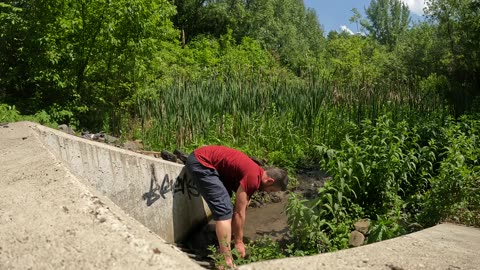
[32,123,210,243]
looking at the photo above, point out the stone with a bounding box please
[174,149,188,164]
[81,133,94,140]
[92,133,105,142]
[354,219,371,235]
[408,223,423,233]
[249,156,266,166]
[58,124,75,135]
[161,150,177,163]
[104,134,119,144]
[123,140,144,151]
[349,230,365,247]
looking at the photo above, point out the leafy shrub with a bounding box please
[317,114,430,218]
[286,184,362,253]
[286,112,479,256]
[0,104,21,122]
[419,115,480,227]
[0,103,57,127]
[236,236,286,264]
[367,214,407,243]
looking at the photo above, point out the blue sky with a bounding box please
[304,0,427,34]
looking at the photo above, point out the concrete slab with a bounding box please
[0,121,203,269]
[239,223,480,270]
[32,122,211,243]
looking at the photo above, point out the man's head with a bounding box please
[260,167,288,192]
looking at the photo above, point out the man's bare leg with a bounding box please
[216,219,234,267]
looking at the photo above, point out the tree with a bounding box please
[425,0,480,113]
[0,0,178,131]
[394,22,444,79]
[323,33,387,89]
[238,0,324,73]
[362,0,411,49]
[171,0,325,74]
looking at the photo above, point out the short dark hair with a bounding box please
[265,167,288,191]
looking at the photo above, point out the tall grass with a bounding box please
[136,69,445,168]
[135,70,478,262]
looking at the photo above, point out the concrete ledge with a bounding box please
[239,223,480,270]
[31,122,210,243]
[0,121,203,269]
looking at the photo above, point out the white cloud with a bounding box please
[401,0,426,15]
[340,25,354,35]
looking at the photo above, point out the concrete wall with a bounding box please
[32,123,210,243]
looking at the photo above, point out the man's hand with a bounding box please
[224,253,235,269]
[235,241,246,258]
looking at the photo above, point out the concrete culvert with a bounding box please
[1,121,209,269]
[2,121,480,270]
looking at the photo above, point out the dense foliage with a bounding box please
[286,113,479,254]
[1,0,479,267]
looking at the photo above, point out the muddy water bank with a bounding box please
[180,169,328,267]
[243,169,329,242]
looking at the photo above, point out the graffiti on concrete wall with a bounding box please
[142,164,199,206]
[173,171,200,199]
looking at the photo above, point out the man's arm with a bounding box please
[232,185,249,257]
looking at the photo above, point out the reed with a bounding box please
[136,69,446,167]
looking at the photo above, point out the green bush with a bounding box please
[314,114,432,220]
[0,104,21,122]
[286,184,362,253]
[0,103,57,127]
[420,115,480,227]
[285,113,479,255]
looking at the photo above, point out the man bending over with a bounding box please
[185,145,288,267]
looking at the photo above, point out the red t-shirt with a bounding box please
[194,145,263,198]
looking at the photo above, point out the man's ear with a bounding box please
[267,177,275,184]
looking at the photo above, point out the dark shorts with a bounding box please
[186,153,233,221]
